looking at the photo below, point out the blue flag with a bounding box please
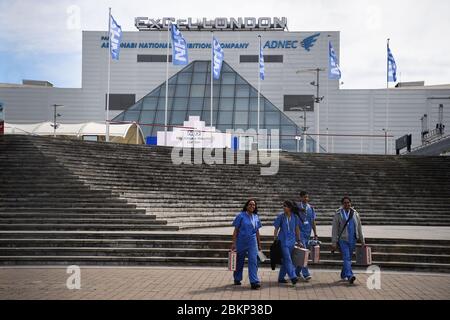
[171,24,188,65]
[109,15,122,60]
[328,42,341,80]
[259,41,265,80]
[387,44,397,82]
[212,37,224,80]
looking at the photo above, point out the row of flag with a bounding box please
[108,14,398,83]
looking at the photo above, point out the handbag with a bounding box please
[228,250,237,271]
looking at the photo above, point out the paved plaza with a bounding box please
[1,266,449,300]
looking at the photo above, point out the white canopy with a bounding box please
[5,122,145,144]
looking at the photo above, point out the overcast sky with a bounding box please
[0,0,449,89]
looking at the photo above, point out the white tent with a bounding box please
[5,122,145,144]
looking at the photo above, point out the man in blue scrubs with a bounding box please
[331,196,365,284]
[231,199,262,290]
[274,200,300,285]
[296,191,318,281]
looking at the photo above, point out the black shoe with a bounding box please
[278,279,288,284]
[251,283,261,290]
[291,277,298,285]
[234,280,241,285]
[349,276,356,284]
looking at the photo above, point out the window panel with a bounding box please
[219,98,234,111]
[123,111,140,122]
[154,110,166,127]
[221,85,235,97]
[235,98,249,111]
[177,73,192,84]
[202,110,218,126]
[192,72,207,84]
[142,97,158,110]
[221,73,236,84]
[175,84,190,97]
[173,98,188,110]
[157,98,173,110]
[236,85,249,97]
[139,110,156,124]
[203,97,219,109]
[218,111,233,124]
[234,111,249,125]
[204,85,220,97]
[159,85,176,97]
[189,97,204,110]
[171,110,187,124]
[249,98,259,112]
[190,84,205,97]
[249,112,264,126]
[265,112,280,125]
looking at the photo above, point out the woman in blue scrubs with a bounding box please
[231,199,262,290]
[274,200,301,285]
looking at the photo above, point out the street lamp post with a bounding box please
[382,128,388,155]
[290,106,309,153]
[296,68,325,153]
[51,104,64,138]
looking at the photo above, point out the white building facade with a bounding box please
[1,17,448,154]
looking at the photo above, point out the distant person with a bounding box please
[231,199,262,290]
[331,196,365,284]
[274,200,301,285]
[296,191,318,281]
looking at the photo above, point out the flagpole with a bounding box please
[326,74,329,153]
[105,7,111,142]
[326,36,330,153]
[257,35,261,150]
[165,21,171,146]
[386,38,390,155]
[210,31,214,130]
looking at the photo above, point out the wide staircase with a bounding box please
[1,135,450,272]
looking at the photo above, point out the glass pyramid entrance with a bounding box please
[113,60,319,152]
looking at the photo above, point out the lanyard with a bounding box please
[285,214,291,232]
[341,209,350,221]
[300,202,309,224]
[249,213,256,230]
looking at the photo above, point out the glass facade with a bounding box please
[113,60,320,152]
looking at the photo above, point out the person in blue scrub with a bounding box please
[231,199,262,290]
[296,191,318,281]
[331,196,365,284]
[274,200,300,285]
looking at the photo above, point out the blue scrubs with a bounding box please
[339,209,356,279]
[232,211,262,284]
[296,202,316,278]
[274,213,300,281]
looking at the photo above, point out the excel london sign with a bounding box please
[135,17,288,31]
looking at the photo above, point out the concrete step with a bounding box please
[0,224,177,231]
